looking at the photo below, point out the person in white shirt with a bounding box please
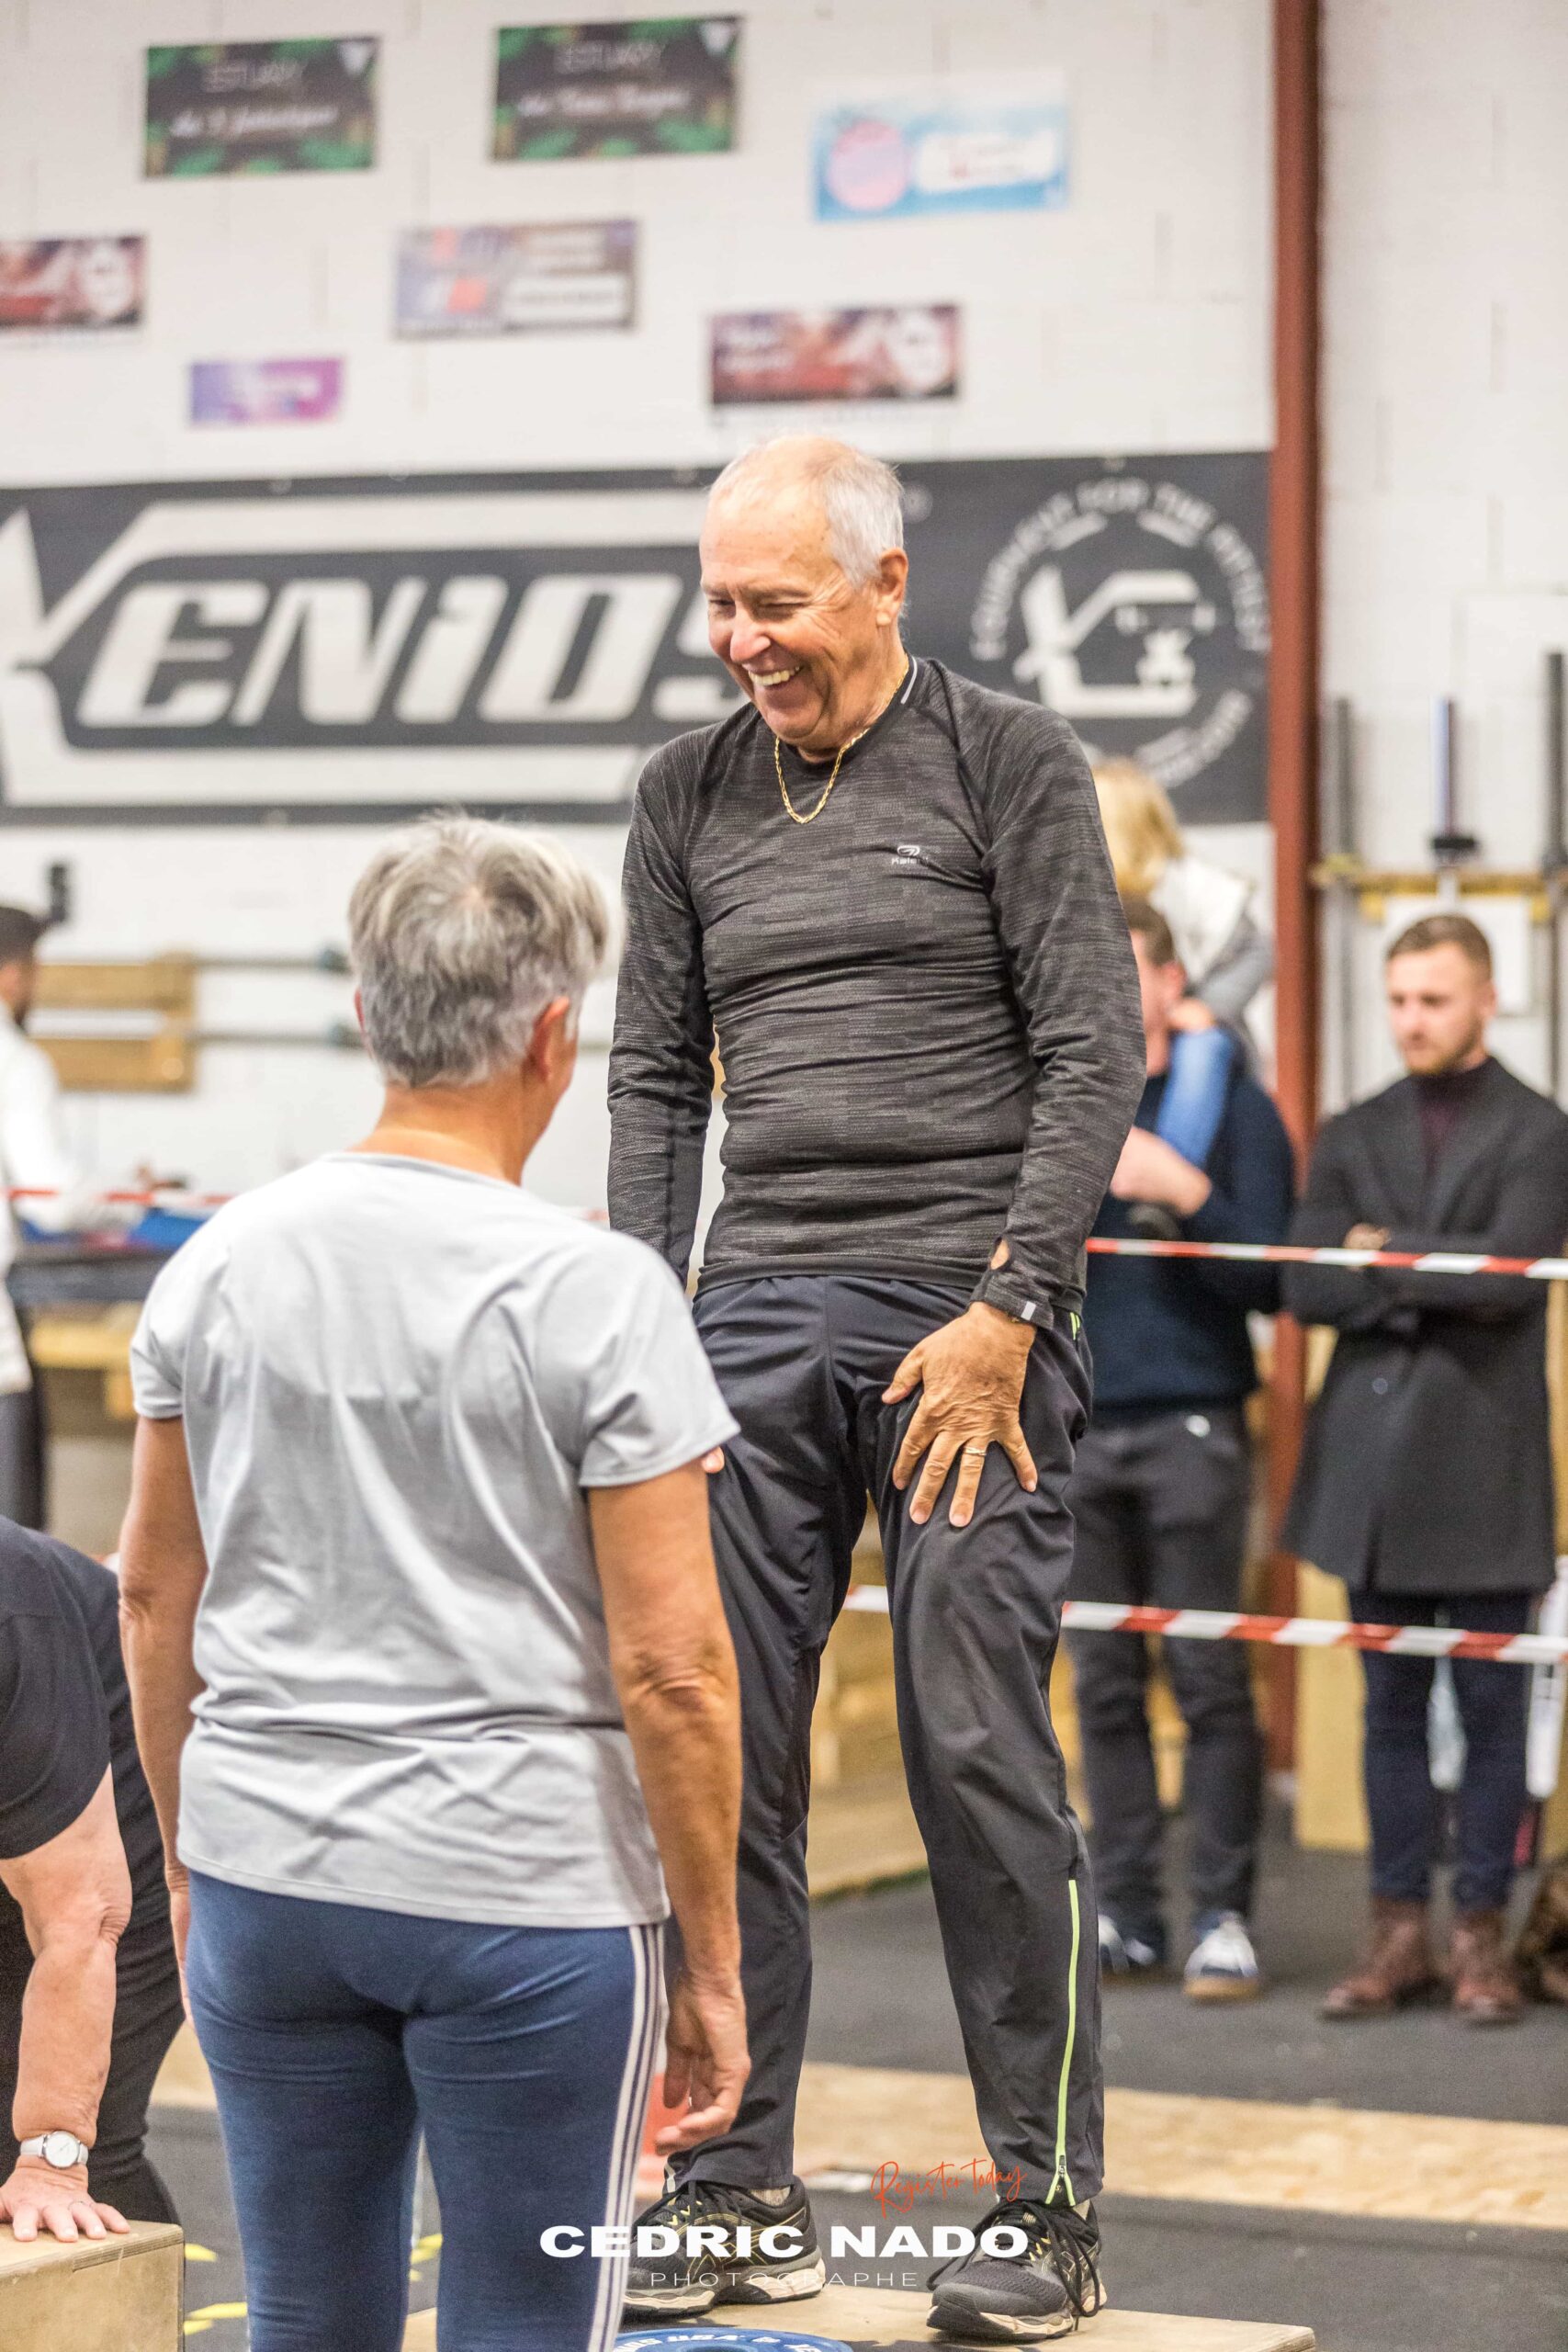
[0,905,96,1526]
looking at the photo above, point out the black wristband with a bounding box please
[970,1267,1054,1328]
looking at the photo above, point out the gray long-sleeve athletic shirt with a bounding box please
[607,657,1145,1328]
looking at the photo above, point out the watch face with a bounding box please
[41,2132,82,2168]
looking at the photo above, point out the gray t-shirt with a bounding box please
[130,1153,736,1928]
[607,658,1144,1327]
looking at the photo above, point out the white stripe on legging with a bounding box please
[588,1921,664,2352]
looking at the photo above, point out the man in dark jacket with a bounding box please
[1284,912,1568,2025]
[1069,898,1295,2002]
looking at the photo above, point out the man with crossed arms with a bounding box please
[609,435,1143,2344]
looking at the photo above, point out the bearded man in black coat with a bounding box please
[1285,913,1568,2025]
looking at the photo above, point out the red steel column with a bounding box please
[1266,0,1322,1770]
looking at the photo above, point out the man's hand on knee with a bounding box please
[885,1304,1038,1529]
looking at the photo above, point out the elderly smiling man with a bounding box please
[608,436,1144,2344]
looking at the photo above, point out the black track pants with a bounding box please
[1066,1408,1264,1936]
[679,1273,1103,2207]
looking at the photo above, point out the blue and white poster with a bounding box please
[813,82,1067,221]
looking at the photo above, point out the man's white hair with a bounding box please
[707,436,904,585]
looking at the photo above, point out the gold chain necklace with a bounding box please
[773,663,909,826]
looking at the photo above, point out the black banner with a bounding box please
[493,20,739,160]
[144,40,378,176]
[0,454,1267,826]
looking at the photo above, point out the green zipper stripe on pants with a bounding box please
[1051,1877,1080,2205]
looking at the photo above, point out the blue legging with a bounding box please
[186,1872,662,2352]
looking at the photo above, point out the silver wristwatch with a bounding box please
[19,2131,90,2171]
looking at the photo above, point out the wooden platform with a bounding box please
[0,2221,183,2351]
[409,2285,1314,2347]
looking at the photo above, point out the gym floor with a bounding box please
[150,1806,1568,2352]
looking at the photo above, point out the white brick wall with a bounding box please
[0,0,1272,1194]
[1323,0,1568,1102]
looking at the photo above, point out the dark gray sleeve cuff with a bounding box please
[970,1266,1056,1328]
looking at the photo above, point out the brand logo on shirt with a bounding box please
[891,841,928,872]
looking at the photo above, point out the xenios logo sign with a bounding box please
[0,456,1267,826]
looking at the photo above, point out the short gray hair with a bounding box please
[708,436,904,584]
[349,817,609,1089]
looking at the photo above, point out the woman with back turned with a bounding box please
[118,819,747,2352]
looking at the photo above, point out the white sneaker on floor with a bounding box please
[1184,1912,1264,2003]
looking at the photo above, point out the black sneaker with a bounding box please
[928,2197,1105,2342]
[620,2171,825,2319]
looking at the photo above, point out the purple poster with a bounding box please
[190,357,344,424]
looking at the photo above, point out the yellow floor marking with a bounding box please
[185,2301,247,2336]
[794,2062,1568,2233]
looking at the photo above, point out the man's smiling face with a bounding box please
[700,477,906,754]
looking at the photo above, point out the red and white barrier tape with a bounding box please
[1085,1236,1568,1281]
[842,1585,1568,1664]
[20,1185,1568,1667]
[9,1187,1568,1282]
[1,1172,1567,1271]
[7,1184,231,1210]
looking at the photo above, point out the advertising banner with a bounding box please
[396,223,636,336]
[493,18,739,158]
[814,83,1068,220]
[0,454,1266,826]
[713,306,960,404]
[190,358,344,425]
[0,239,145,333]
[144,39,378,175]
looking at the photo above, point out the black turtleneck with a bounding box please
[1415,1056,1491,1172]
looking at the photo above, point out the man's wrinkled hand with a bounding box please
[883,1303,1037,1529]
[1344,1223,1389,1253]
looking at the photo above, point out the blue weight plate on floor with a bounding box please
[615,2333,854,2351]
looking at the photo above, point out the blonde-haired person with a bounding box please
[1093,763,1274,1233]
[1092,761,1273,1033]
